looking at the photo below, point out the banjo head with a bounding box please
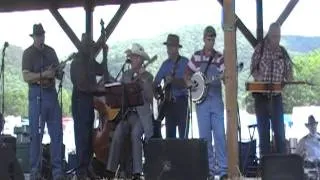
[190,72,207,104]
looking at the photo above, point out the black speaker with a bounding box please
[261,154,304,180]
[0,142,24,180]
[144,139,208,180]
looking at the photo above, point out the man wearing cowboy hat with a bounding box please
[184,26,227,180]
[153,34,189,139]
[22,23,64,180]
[296,115,320,161]
[106,43,153,180]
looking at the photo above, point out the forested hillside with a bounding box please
[0,25,319,116]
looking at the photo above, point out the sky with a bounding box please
[0,0,319,58]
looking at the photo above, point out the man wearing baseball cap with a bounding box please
[184,26,227,180]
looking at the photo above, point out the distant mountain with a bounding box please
[282,35,320,54]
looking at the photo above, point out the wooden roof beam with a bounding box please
[0,0,171,13]
[276,0,299,26]
[217,0,258,47]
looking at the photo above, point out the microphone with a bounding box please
[2,42,9,53]
[237,62,244,71]
[4,42,8,48]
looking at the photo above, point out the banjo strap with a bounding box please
[203,52,215,76]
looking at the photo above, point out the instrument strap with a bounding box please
[171,55,181,77]
[203,51,215,76]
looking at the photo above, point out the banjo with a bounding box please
[190,62,243,104]
[190,72,223,104]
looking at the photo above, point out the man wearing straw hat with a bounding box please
[296,115,320,161]
[106,43,153,180]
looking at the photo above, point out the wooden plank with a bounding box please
[223,0,239,178]
[93,2,130,57]
[49,8,82,51]
[276,0,299,26]
[0,0,173,12]
[217,0,257,47]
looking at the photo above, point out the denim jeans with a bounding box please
[71,88,95,177]
[196,95,227,177]
[254,93,286,156]
[29,87,63,180]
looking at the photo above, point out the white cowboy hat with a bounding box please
[125,43,150,61]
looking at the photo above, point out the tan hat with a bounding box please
[163,34,182,48]
[305,115,318,126]
[30,23,45,37]
[125,43,150,61]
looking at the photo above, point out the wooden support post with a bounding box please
[94,2,130,57]
[217,0,257,47]
[49,8,82,51]
[223,0,239,178]
[85,0,94,41]
[256,0,264,42]
[276,0,299,26]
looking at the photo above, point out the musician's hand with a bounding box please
[96,84,105,92]
[165,76,173,84]
[138,67,146,75]
[42,68,55,79]
[186,79,197,90]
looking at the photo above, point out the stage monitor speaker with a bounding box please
[144,139,208,180]
[0,142,24,180]
[261,154,304,180]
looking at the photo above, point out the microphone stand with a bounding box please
[38,45,44,176]
[115,60,129,81]
[0,45,7,134]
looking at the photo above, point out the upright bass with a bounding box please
[92,19,116,164]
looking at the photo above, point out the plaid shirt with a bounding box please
[250,41,293,82]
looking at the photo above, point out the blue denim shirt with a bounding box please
[154,56,189,98]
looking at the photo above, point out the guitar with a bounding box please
[37,53,76,88]
[245,80,314,93]
[155,57,183,121]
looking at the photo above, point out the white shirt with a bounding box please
[296,133,320,161]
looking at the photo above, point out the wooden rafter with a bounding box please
[0,0,172,12]
[217,0,258,47]
[276,0,299,25]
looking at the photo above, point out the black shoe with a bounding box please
[220,174,228,180]
[105,170,115,179]
[132,173,143,180]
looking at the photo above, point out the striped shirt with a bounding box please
[187,49,224,73]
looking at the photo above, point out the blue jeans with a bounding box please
[28,87,63,180]
[165,96,188,139]
[254,93,286,156]
[71,88,95,176]
[196,96,227,177]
